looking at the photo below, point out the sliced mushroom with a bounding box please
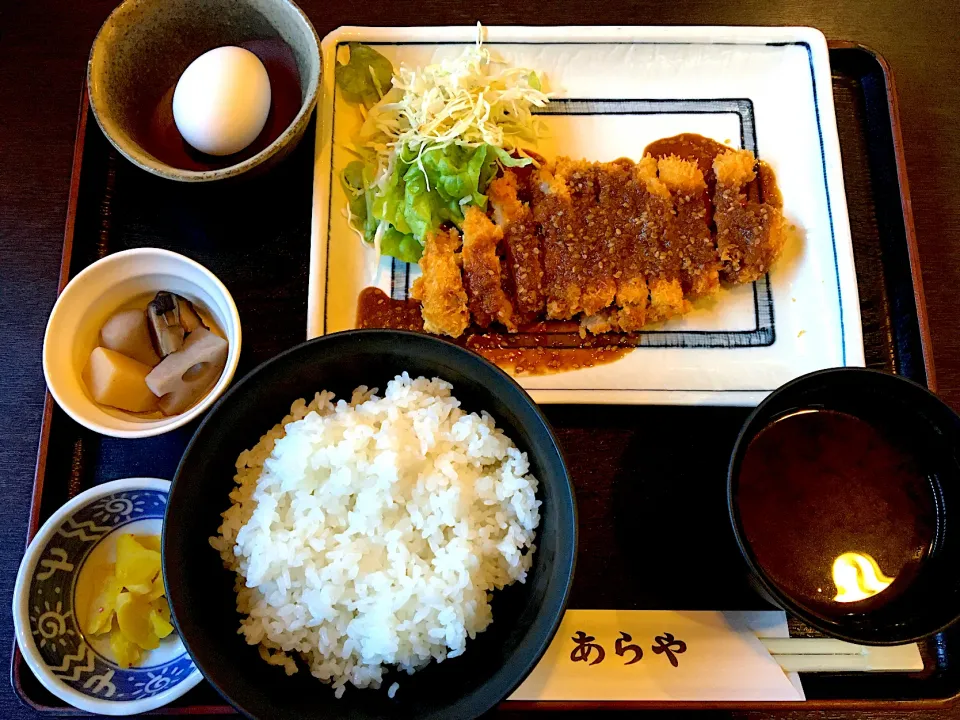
[146,292,185,357]
[177,297,207,333]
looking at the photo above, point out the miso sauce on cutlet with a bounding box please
[645,133,730,178]
[737,409,937,617]
[645,133,781,207]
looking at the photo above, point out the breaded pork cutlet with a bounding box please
[580,158,650,335]
[461,206,516,331]
[657,155,720,298]
[633,155,688,323]
[487,171,544,322]
[541,154,690,336]
[529,164,575,318]
[713,149,786,284]
[576,158,650,335]
[579,307,621,336]
[410,227,469,337]
[534,159,618,320]
[599,158,648,332]
[406,140,786,342]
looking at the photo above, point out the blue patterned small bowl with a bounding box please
[13,478,201,715]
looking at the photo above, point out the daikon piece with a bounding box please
[149,607,174,639]
[85,564,123,636]
[133,535,162,553]
[116,534,161,595]
[100,309,161,367]
[83,347,159,413]
[116,592,160,651]
[110,628,142,668]
[145,327,228,415]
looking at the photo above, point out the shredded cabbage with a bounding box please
[336,24,549,264]
[364,26,548,191]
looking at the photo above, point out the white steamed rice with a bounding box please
[209,373,541,697]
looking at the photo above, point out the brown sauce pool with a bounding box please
[141,38,302,171]
[355,288,630,374]
[737,409,938,617]
[470,346,631,375]
[356,286,423,332]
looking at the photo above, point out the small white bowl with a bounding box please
[43,248,241,438]
[13,478,203,715]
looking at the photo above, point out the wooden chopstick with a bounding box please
[758,638,924,673]
[760,638,867,655]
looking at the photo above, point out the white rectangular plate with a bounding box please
[309,25,865,405]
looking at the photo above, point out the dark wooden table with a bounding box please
[2,0,959,718]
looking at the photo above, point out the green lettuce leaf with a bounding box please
[371,163,411,235]
[365,142,534,263]
[335,43,394,107]
[380,227,423,263]
[340,161,379,242]
[340,161,368,228]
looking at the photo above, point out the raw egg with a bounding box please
[172,46,271,157]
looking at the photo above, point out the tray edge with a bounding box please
[10,83,90,712]
[827,39,937,392]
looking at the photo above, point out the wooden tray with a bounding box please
[12,42,955,714]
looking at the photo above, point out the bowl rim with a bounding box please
[42,247,242,439]
[727,366,960,645]
[12,477,204,715]
[164,328,578,718]
[86,0,321,182]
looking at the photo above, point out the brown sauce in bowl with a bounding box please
[736,409,939,618]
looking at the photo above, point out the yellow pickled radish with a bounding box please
[116,534,161,592]
[126,582,153,596]
[85,564,123,635]
[127,581,153,596]
[110,628,142,668]
[116,592,160,651]
[151,595,171,623]
[147,571,166,602]
[90,533,172,667]
[149,608,174,639]
[133,534,162,553]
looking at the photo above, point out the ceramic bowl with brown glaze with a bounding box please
[87,0,320,182]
